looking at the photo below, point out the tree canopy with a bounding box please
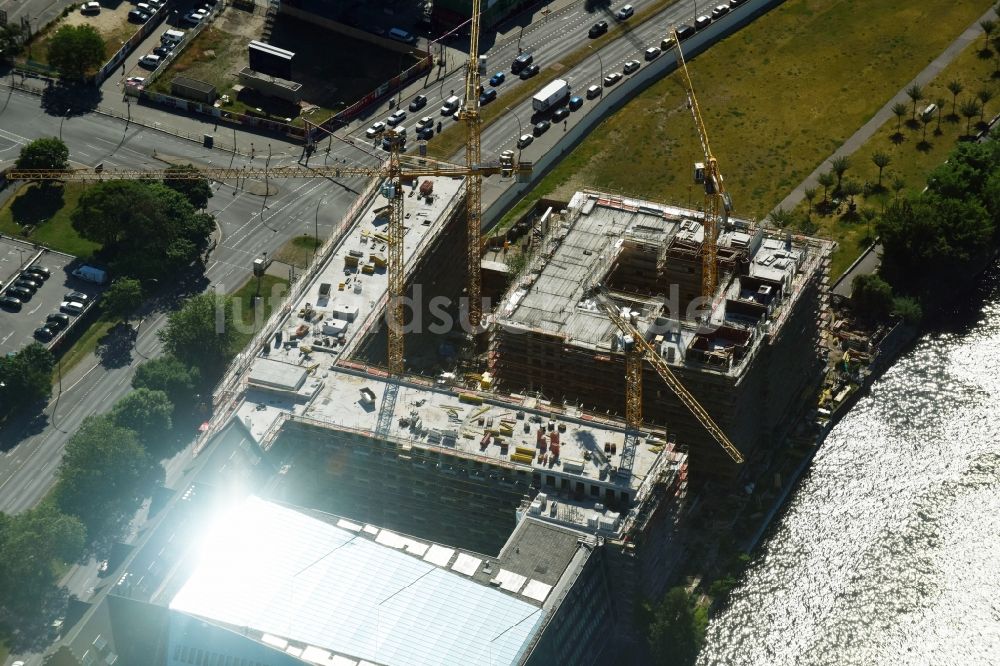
[110,388,173,448]
[0,343,55,421]
[851,274,894,322]
[0,24,24,63]
[163,164,213,210]
[46,24,105,80]
[71,181,214,280]
[132,355,201,405]
[159,294,238,375]
[54,416,159,540]
[0,505,84,634]
[15,137,69,171]
[647,587,707,666]
[102,277,144,322]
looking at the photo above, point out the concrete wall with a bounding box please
[483,0,788,230]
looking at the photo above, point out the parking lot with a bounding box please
[0,241,103,356]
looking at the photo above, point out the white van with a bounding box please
[388,27,416,44]
[161,29,186,45]
[441,95,461,115]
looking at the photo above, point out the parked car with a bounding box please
[60,301,85,315]
[586,84,602,99]
[136,3,153,14]
[589,21,608,38]
[730,0,748,6]
[366,121,386,138]
[7,286,33,301]
[416,126,434,140]
[14,278,40,291]
[604,72,623,86]
[65,291,90,303]
[19,272,44,285]
[712,4,730,19]
[80,2,100,15]
[623,60,640,74]
[616,4,634,20]
[138,54,162,69]
[644,47,661,61]
[479,88,497,104]
[34,327,54,341]
[516,134,534,149]
[489,72,506,86]
[128,9,150,22]
[661,36,676,51]
[183,9,207,24]
[408,94,428,112]
[695,15,711,30]
[568,95,584,110]
[0,296,21,311]
[416,116,434,129]
[387,109,407,126]
[25,265,50,279]
[47,313,71,330]
[153,45,172,58]
[533,120,551,136]
[125,76,146,87]
[518,63,540,80]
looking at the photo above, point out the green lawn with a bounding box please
[0,182,99,259]
[231,274,290,349]
[493,0,995,267]
[273,235,322,270]
[58,314,115,376]
[793,31,1000,277]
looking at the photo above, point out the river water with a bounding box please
[698,266,1000,666]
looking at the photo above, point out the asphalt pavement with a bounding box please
[0,87,376,515]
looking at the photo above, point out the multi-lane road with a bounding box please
[0,88,379,514]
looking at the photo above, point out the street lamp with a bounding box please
[505,105,523,146]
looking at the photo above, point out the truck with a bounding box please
[72,265,108,285]
[532,79,570,113]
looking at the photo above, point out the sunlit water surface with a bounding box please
[699,269,1000,666]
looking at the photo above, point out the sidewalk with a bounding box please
[771,4,999,216]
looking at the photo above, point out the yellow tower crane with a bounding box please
[593,288,744,472]
[9,136,530,435]
[460,0,486,328]
[670,28,733,301]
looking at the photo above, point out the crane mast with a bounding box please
[461,0,485,328]
[671,29,730,301]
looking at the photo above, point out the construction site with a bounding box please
[19,10,835,666]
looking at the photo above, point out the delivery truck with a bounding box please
[532,79,570,113]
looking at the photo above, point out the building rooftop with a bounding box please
[169,496,584,666]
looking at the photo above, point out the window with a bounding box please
[590,484,600,496]
[195,649,203,666]
[546,474,556,487]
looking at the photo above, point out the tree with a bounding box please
[892,296,923,325]
[54,415,159,540]
[15,137,69,171]
[767,207,793,228]
[0,343,55,420]
[0,505,85,632]
[982,19,996,50]
[851,274,894,322]
[163,164,213,210]
[946,80,964,117]
[960,98,982,135]
[871,151,891,188]
[647,587,705,666]
[71,181,214,280]
[891,175,906,201]
[102,278,144,323]
[841,178,862,208]
[830,155,850,194]
[905,83,924,119]
[977,89,994,121]
[0,24,24,63]
[891,101,908,131]
[935,97,947,133]
[110,388,173,447]
[46,24,105,80]
[159,294,238,375]
[133,355,201,406]
[803,187,817,214]
[817,171,835,205]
